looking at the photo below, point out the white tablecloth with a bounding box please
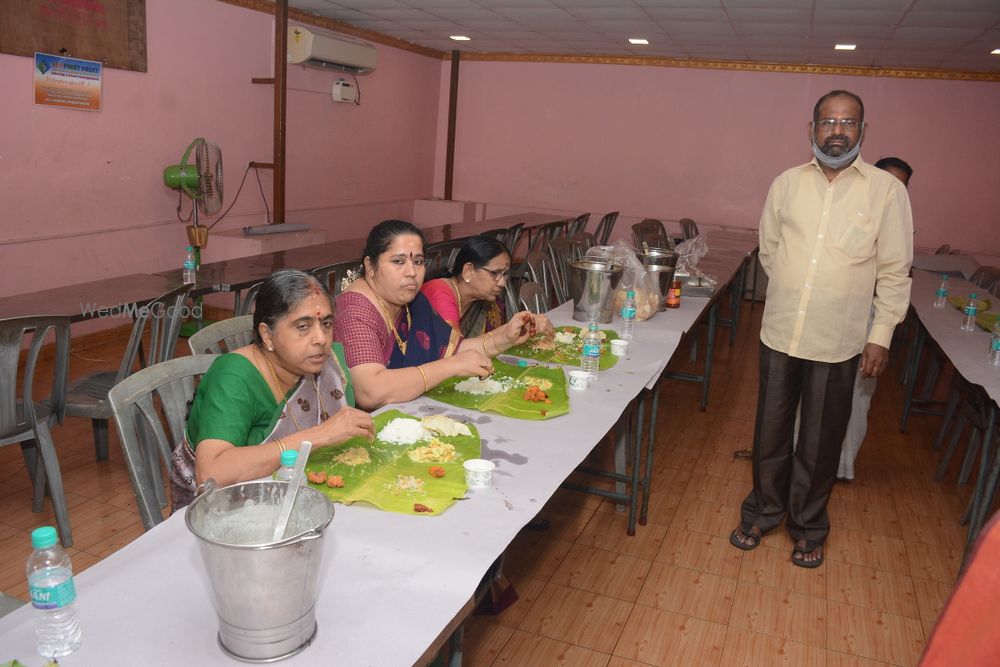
[0,301,716,665]
[910,270,999,404]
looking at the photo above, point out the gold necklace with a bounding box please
[366,280,410,354]
[259,347,329,428]
[449,277,464,316]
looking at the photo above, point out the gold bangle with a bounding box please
[417,365,430,392]
[274,437,285,454]
[483,332,494,356]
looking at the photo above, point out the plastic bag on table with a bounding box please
[673,235,718,288]
[601,240,661,321]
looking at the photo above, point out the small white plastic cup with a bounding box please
[611,339,628,356]
[568,370,590,390]
[463,459,495,488]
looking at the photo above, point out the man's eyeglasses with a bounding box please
[815,118,860,131]
[479,266,509,281]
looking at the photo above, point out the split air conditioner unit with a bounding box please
[287,26,377,75]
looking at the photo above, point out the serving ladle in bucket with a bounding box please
[272,440,313,542]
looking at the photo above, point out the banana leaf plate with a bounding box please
[304,409,480,515]
[977,310,998,332]
[948,294,992,313]
[426,358,569,420]
[505,325,620,371]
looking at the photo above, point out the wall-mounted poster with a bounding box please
[34,52,102,111]
[0,0,146,72]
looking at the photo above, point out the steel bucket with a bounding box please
[636,247,678,269]
[568,259,624,323]
[644,265,677,311]
[186,480,334,663]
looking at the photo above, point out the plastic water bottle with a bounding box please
[620,290,636,340]
[989,320,1000,368]
[961,293,978,332]
[273,449,298,482]
[933,274,949,308]
[182,245,197,284]
[580,322,602,382]
[27,526,82,658]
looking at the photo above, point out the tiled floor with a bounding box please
[0,306,968,667]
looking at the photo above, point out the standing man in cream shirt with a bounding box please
[729,90,913,568]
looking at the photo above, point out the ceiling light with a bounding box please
[992,48,1000,55]
[450,35,471,41]
[628,38,649,45]
[835,44,856,51]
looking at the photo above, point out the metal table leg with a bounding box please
[965,404,997,560]
[701,302,719,411]
[640,380,663,526]
[564,401,642,535]
[729,260,747,345]
[900,325,926,433]
[628,394,644,535]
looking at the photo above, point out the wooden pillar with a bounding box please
[444,49,460,201]
[273,0,288,223]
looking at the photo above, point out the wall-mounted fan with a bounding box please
[163,138,223,248]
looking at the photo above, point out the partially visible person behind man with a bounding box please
[837,156,913,481]
[874,156,913,188]
[729,90,914,568]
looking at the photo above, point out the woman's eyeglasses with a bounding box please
[479,266,510,281]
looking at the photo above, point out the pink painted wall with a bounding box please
[437,61,1000,257]
[0,0,442,299]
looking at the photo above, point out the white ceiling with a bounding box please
[288,0,1000,73]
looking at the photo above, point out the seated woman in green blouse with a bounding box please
[170,269,374,508]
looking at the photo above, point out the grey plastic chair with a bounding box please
[108,354,218,530]
[500,281,519,321]
[66,284,192,461]
[0,316,73,546]
[593,211,620,246]
[311,260,362,296]
[571,232,595,252]
[568,213,591,237]
[481,227,510,246]
[524,251,562,308]
[519,282,548,315]
[679,217,700,241]
[632,218,672,250]
[970,265,1000,291]
[525,221,568,256]
[424,240,464,277]
[235,281,263,316]
[547,236,584,305]
[505,223,525,258]
[188,315,255,355]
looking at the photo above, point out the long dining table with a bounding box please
[155,212,574,302]
[902,270,999,416]
[0,238,754,665]
[0,316,671,665]
[1,213,758,657]
[0,273,181,322]
[902,270,999,553]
